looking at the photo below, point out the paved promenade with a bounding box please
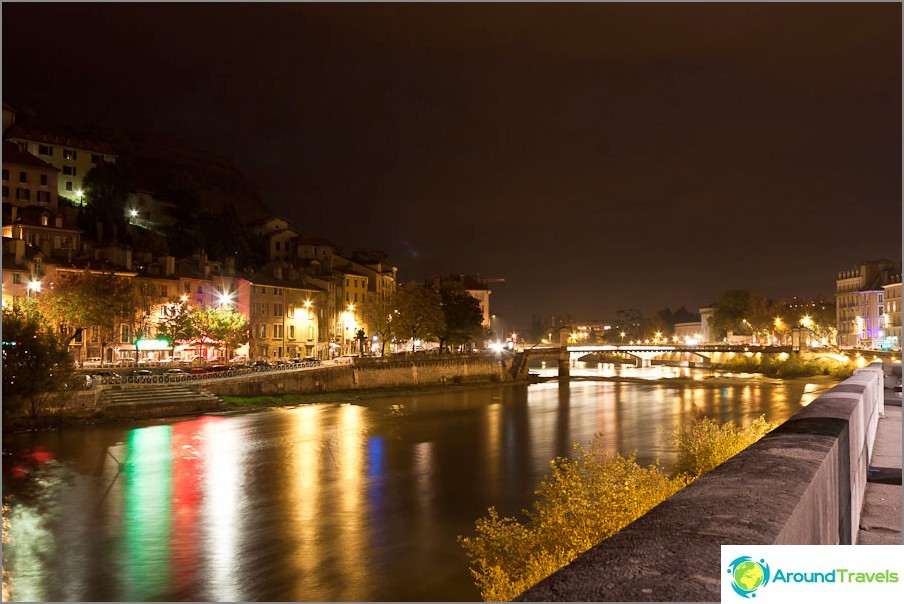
[857,383,903,544]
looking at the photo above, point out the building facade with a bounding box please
[6,124,117,202]
[836,259,900,349]
[882,276,902,350]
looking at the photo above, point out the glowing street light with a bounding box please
[217,290,235,307]
[129,209,139,218]
[801,315,813,328]
[26,279,42,297]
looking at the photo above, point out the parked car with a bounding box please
[165,368,188,375]
[229,355,249,365]
[114,358,136,367]
[187,355,207,366]
[137,358,158,367]
[208,356,225,364]
[135,369,154,376]
[83,357,104,368]
[158,356,180,365]
[189,366,209,375]
[207,364,229,373]
[250,360,271,368]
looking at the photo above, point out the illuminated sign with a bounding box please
[135,338,171,350]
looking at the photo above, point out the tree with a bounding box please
[191,306,249,359]
[156,299,196,354]
[82,159,135,243]
[363,293,398,356]
[614,308,643,340]
[437,289,484,352]
[40,272,141,363]
[2,304,76,420]
[710,290,751,339]
[394,283,445,350]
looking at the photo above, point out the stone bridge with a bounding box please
[513,344,795,378]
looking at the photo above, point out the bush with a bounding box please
[714,354,854,380]
[459,440,682,601]
[672,415,776,478]
[460,416,778,601]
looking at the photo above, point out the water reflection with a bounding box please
[2,371,817,601]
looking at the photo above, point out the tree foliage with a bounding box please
[2,304,75,420]
[363,293,398,356]
[438,289,484,352]
[155,299,195,346]
[190,306,249,357]
[82,159,135,242]
[40,272,140,358]
[394,283,445,348]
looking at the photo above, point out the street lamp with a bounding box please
[217,290,235,307]
[26,279,42,298]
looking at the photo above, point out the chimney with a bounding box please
[198,251,208,271]
[203,262,211,279]
[274,265,283,280]
[162,255,176,277]
[224,256,235,275]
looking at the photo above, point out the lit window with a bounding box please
[63,149,77,160]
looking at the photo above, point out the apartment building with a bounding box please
[6,123,116,202]
[836,259,900,348]
[2,141,59,220]
[882,275,902,350]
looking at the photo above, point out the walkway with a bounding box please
[857,381,903,544]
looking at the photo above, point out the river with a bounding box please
[1,364,831,601]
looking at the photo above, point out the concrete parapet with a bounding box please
[518,363,887,602]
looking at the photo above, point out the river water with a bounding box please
[1,365,830,601]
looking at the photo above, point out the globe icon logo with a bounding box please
[727,556,771,598]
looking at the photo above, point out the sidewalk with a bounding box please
[857,384,902,544]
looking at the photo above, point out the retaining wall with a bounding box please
[200,355,509,397]
[518,362,886,602]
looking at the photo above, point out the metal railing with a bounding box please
[83,360,324,388]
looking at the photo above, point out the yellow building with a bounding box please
[2,141,59,218]
[6,123,116,202]
[249,268,323,360]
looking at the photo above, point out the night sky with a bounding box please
[3,3,901,330]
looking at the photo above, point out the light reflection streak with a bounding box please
[337,404,368,600]
[2,502,51,602]
[288,405,322,585]
[122,426,172,600]
[202,418,242,602]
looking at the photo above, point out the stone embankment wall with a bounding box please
[201,354,509,398]
[518,362,888,602]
